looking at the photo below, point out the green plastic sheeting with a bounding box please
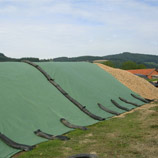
[0,62,145,158]
[0,62,97,158]
[38,62,145,117]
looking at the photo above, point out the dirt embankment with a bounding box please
[96,63,158,100]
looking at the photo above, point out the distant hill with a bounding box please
[52,56,103,62]
[104,52,157,62]
[0,53,17,62]
[0,52,50,62]
[53,52,158,68]
[1,52,158,68]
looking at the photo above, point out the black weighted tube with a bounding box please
[55,135,70,141]
[131,94,149,103]
[119,97,139,107]
[64,95,105,121]
[22,60,38,67]
[111,99,130,111]
[144,98,154,102]
[34,129,55,140]
[22,60,53,81]
[60,118,88,130]
[0,132,35,151]
[55,85,68,95]
[97,103,120,115]
[36,66,52,81]
[23,60,104,121]
[34,129,69,141]
[68,153,98,158]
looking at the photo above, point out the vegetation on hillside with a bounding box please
[102,61,115,68]
[102,60,146,69]
[1,52,158,69]
[53,56,103,62]
[0,53,51,62]
[53,52,158,68]
[121,61,146,70]
[104,52,158,68]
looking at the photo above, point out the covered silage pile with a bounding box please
[0,62,146,158]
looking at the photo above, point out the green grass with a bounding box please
[14,102,158,158]
[147,78,158,82]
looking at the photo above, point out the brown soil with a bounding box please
[96,63,158,99]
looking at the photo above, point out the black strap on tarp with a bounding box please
[22,60,104,121]
[60,118,88,130]
[111,99,130,111]
[34,129,70,141]
[131,94,149,103]
[0,132,35,151]
[22,60,52,81]
[97,103,120,115]
[119,97,139,107]
[64,95,105,121]
[144,98,154,102]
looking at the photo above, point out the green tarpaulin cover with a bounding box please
[38,62,144,116]
[0,62,144,158]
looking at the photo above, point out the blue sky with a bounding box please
[0,0,158,59]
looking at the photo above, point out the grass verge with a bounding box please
[14,101,158,158]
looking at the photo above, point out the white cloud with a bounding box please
[0,0,158,58]
[0,5,17,13]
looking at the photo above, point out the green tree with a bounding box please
[102,61,115,68]
[138,64,146,69]
[121,61,146,70]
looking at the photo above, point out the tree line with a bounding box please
[102,60,146,70]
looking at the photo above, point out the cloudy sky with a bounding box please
[0,0,158,59]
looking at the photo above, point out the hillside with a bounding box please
[0,53,15,61]
[0,52,49,62]
[1,52,158,68]
[104,52,158,68]
[52,56,103,62]
[53,52,158,68]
